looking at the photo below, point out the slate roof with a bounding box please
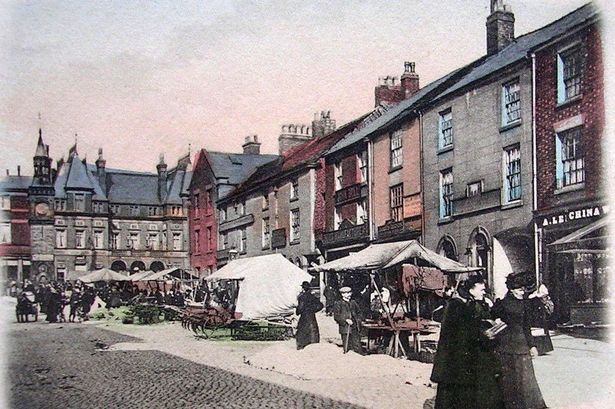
[206,152,279,200]
[225,115,368,201]
[0,175,32,192]
[55,154,107,200]
[326,3,597,156]
[105,171,161,204]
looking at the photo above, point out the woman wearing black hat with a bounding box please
[295,281,323,350]
[492,272,546,409]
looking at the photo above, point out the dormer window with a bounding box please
[74,194,85,212]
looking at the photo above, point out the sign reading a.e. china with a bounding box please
[540,205,609,227]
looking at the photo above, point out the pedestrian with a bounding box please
[332,286,364,354]
[430,275,503,409]
[492,272,546,409]
[69,288,82,322]
[323,274,340,316]
[295,281,324,350]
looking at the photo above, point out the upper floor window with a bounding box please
[467,181,483,198]
[503,146,521,202]
[55,199,67,212]
[334,207,342,230]
[390,130,403,169]
[290,179,299,201]
[334,161,343,191]
[262,193,269,210]
[219,232,227,250]
[148,206,159,216]
[439,169,453,219]
[55,229,66,248]
[194,193,200,217]
[290,209,300,242]
[502,80,521,126]
[1,196,10,210]
[147,232,159,250]
[130,205,139,217]
[237,201,245,216]
[128,232,139,250]
[171,206,182,216]
[558,45,584,103]
[556,127,585,189]
[438,109,453,149]
[220,207,227,222]
[110,204,120,214]
[357,151,368,183]
[74,194,85,212]
[94,230,104,249]
[111,232,120,249]
[262,217,270,248]
[0,222,10,243]
[206,227,212,251]
[172,232,182,251]
[356,199,367,225]
[390,184,403,222]
[75,230,86,249]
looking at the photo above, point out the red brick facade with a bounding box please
[535,25,604,211]
[188,150,218,276]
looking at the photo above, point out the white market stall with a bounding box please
[206,253,312,321]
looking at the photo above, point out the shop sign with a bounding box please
[540,205,609,227]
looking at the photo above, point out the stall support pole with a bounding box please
[370,272,406,358]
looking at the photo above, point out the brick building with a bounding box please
[27,132,193,282]
[0,167,31,285]
[532,4,606,324]
[188,138,278,275]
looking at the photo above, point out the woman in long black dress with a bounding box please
[492,272,546,409]
[431,275,503,409]
[295,281,323,350]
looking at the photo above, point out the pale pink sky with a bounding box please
[0,0,604,174]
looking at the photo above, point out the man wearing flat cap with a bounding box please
[295,281,324,350]
[333,286,364,354]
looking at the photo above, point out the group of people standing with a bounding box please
[431,272,548,409]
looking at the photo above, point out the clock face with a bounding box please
[35,202,50,216]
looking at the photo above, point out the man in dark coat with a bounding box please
[333,286,364,354]
[295,281,324,350]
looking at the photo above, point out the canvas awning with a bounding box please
[549,217,610,249]
[142,267,182,281]
[79,268,131,283]
[130,270,155,281]
[206,254,312,321]
[313,240,482,274]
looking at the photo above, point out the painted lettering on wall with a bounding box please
[541,205,609,227]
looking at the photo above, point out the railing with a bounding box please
[335,183,368,206]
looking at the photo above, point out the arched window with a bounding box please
[110,260,127,272]
[467,227,492,287]
[130,261,146,274]
[150,261,165,272]
[437,235,458,261]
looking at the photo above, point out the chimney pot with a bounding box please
[17,165,21,176]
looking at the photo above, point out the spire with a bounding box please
[35,129,47,157]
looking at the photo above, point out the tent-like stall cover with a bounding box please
[79,268,131,283]
[206,254,312,321]
[313,240,482,273]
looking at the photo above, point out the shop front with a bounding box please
[536,203,611,325]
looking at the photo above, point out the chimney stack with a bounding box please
[400,62,420,98]
[278,124,313,155]
[156,154,168,202]
[242,135,261,155]
[311,110,336,138]
[486,0,514,55]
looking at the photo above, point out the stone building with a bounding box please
[0,167,31,285]
[422,2,600,299]
[188,137,278,275]
[531,4,605,324]
[27,132,192,282]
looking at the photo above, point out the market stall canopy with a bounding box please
[130,270,155,281]
[206,254,313,320]
[142,267,182,281]
[79,268,131,283]
[313,240,482,274]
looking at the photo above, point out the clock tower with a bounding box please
[28,129,56,282]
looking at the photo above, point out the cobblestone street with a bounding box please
[7,320,363,409]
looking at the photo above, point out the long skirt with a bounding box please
[434,383,476,409]
[296,313,320,349]
[497,353,546,409]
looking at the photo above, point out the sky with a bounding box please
[0,0,606,174]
